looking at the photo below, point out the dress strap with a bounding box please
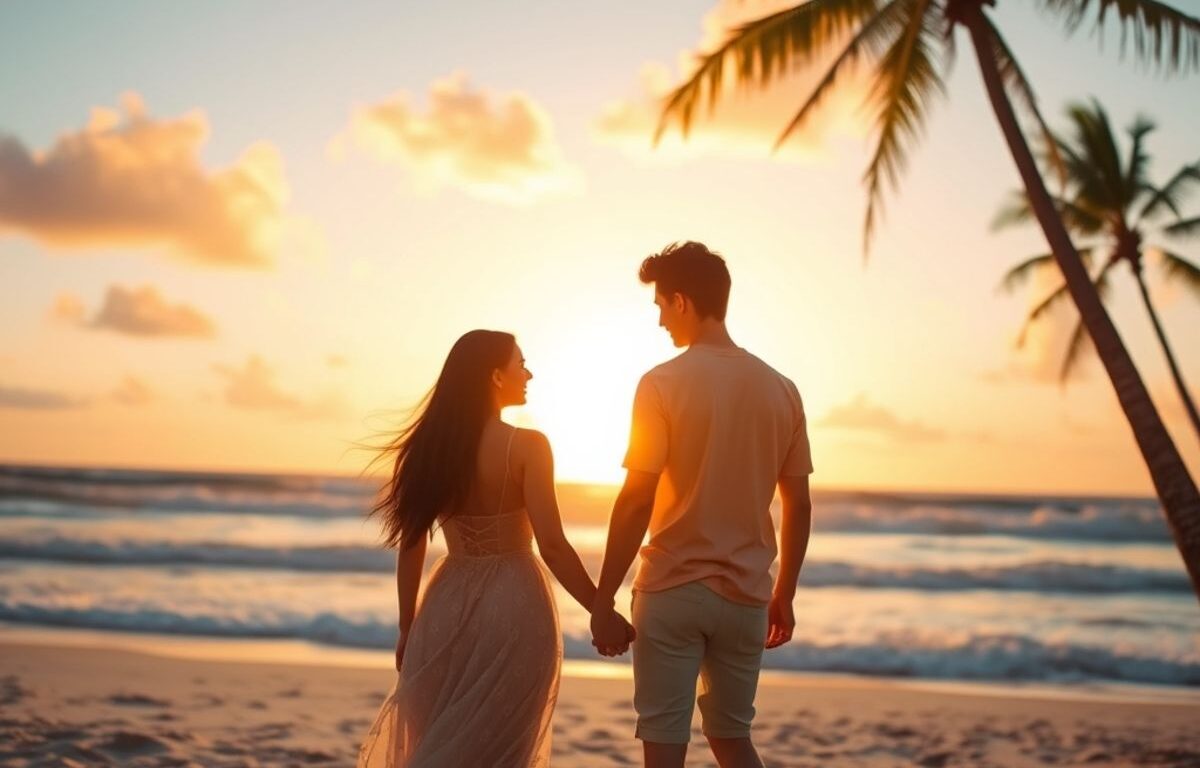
[497,425,517,515]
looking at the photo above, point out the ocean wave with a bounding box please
[0,536,1188,593]
[813,501,1170,542]
[758,632,1200,685]
[0,601,1193,686]
[0,466,377,519]
[799,560,1190,593]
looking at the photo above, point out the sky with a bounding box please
[1,0,1198,496]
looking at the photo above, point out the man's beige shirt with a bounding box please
[623,344,813,606]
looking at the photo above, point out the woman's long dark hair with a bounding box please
[367,330,516,549]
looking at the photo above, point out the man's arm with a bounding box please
[590,468,658,655]
[768,473,812,649]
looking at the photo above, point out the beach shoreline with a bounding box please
[3,628,1198,767]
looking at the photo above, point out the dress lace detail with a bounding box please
[441,511,535,558]
[358,427,562,767]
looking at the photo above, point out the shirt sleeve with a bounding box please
[780,381,814,477]
[622,374,668,474]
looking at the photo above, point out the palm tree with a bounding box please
[996,99,1200,447]
[654,0,1200,600]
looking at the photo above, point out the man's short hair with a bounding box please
[639,241,731,321]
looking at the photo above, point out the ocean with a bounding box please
[0,464,1196,690]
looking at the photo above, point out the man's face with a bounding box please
[654,290,690,347]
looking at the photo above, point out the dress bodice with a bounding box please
[441,510,534,558]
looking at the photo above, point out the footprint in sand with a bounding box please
[193,693,224,707]
[0,675,32,706]
[95,729,174,758]
[249,722,293,740]
[107,692,171,708]
[338,717,370,735]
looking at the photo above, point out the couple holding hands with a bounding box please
[359,241,813,768]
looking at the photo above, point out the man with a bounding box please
[591,241,814,768]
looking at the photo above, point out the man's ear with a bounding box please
[671,292,689,315]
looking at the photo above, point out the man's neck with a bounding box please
[690,322,736,349]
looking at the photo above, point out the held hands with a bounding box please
[590,606,636,657]
[765,592,795,649]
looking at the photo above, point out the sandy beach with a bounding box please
[2,631,1197,768]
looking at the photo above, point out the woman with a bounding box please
[358,330,626,767]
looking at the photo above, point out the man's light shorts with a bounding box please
[630,580,769,744]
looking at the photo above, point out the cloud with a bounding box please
[112,375,154,406]
[0,384,87,410]
[53,284,216,338]
[49,293,87,324]
[326,354,349,369]
[594,0,870,162]
[0,92,288,266]
[336,73,581,204]
[818,393,944,442]
[212,355,345,420]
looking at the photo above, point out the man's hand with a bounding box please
[591,606,636,657]
[394,631,408,672]
[765,593,795,649]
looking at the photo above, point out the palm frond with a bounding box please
[999,252,1056,293]
[1123,114,1156,211]
[772,0,909,150]
[1058,317,1093,383]
[860,0,945,255]
[1049,128,1104,197]
[1138,161,1200,223]
[991,191,1036,231]
[656,0,884,142]
[1016,248,1098,346]
[1160,249,1200,295]
[980,14,1067,186]
[1161,214,1200,240]
[992,188,1106,235]
[1065,100,1125,211]
[1035,0,1200,74]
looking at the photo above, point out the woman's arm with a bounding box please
[396,535,427,634]
[522,430,598,611]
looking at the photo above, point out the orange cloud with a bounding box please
[594,0,869,162]
[54,284,216,338]
[112,375,155,406]
[338,73,581,204]
[212,355,346,420]
[818,393,944,442]
[0,384,87,410]
[0,93,287,266]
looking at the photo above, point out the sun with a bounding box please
[510,308,673,486]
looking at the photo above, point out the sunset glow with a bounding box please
[1,1,1197,496]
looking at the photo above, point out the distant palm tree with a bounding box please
[654,0,1200,600]
[995,100,1200,446]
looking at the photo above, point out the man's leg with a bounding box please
[696,593,769,768]
[631,584,710,768]
[705,737,764,768]
[643,741,689,768]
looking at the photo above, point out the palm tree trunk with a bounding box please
[960,3,1200,604]
[1132,267,1200,448]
